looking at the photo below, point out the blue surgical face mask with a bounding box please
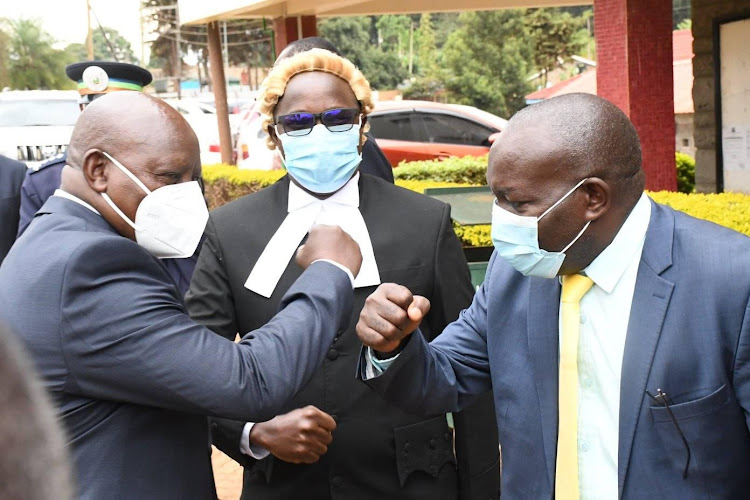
[277,123,362,194]
[491,178,590,279]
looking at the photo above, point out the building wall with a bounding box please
[676,113,696,157]
[691,0,750,192]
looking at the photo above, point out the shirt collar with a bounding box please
[287,173,360,212]
[583,192,651,293]
[53,189,101,216]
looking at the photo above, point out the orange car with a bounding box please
[367,100,507,166]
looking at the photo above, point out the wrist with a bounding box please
[248,422,268,449]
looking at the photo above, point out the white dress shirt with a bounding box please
[366,193,652,499]
[244,173,379,298]
[568,192,650,499]
[53,189,100,215]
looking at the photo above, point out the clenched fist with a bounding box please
[356,283,431,355]
[249,406,337,464]
[296,224,362,279]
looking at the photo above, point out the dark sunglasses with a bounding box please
[275,107,361,137]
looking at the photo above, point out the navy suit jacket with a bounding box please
[0,196,354,500]
[0,155,26,264]
[362,199,750,499]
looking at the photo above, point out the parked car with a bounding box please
[0,90,79,169]
[165,99,237,165]
[234,101,281,171]
[367,100,507,166]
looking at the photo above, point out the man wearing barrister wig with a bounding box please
[186,48,500,500]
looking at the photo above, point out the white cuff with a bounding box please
[313,259,355,288]
[240,422,270,459]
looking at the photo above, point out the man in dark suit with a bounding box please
[187,48,498,500]
[0,155,26,264]
[357,93,750,499]
[0,91,362,500]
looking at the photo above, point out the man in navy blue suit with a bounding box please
[0,91,362,500]
[0,155,26,264]
[357,93,750,499]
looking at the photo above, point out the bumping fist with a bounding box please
[356,283,430,354]
[296,224,362,278]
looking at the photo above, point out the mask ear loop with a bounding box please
[100,151,152,195]
[538,177,589,222]
[561,220,591,253]
[99,151,149,231]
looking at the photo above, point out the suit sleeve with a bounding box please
[17,170,41,237]
[732,293,750,430]
[60,238,354,423]
[427,204,500,499]
[360,252,497,416]
[185,217,239,341]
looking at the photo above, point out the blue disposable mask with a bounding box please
[491,178,590,279]
[277,123,363,194]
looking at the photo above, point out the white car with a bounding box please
[0,90,79,169]
[234,101,281,171]
[164,99,230,165]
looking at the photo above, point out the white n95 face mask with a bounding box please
[491,178,590,279]
[99,151,208,259]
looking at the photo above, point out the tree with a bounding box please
[0,27,10,89]
[525,8,590,86]
[4,18,71,90]
[441,10,532,118]
[416,13,436,76]
[318,16,407,90]
[63,27,138,64]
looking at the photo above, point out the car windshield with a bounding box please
[0,99,79,127]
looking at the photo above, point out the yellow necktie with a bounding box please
[555,273,595,500]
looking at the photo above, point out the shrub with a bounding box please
[675,152,696,194]
[203,165,750,247]
[393,155,488,185]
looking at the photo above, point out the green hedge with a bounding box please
[393,155,489,185]
[203,163,750,247]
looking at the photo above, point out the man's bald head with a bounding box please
[62,92,202,241]
[67,92,199,168]
[491,93,644,201]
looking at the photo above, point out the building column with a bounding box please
[594,0,677,191]
[272,16,317,58]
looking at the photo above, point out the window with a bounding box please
[0,100,79,127]
[367,112,420,142]
[419,112,495,146]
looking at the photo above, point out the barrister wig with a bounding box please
[258,48,374,150]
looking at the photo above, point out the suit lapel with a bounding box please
[527,276,562,493]
[617,201,675,497]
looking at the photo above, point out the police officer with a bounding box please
[16,61,198,296]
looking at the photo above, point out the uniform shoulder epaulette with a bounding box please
[31,153,67,173]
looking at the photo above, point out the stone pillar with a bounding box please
[272,16,317,58]
[595,0,677,191]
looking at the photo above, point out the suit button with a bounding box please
[331,414,339,423]
[429,439,436,449]
[327,348,339,361]
[331,475,344,488]
[404,442,410,453]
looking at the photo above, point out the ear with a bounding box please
[268,124,284,156]
[582,177,610,221]
[81,150,110,193]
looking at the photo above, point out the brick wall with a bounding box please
[595,0,677,191]
[691,0,750,192]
